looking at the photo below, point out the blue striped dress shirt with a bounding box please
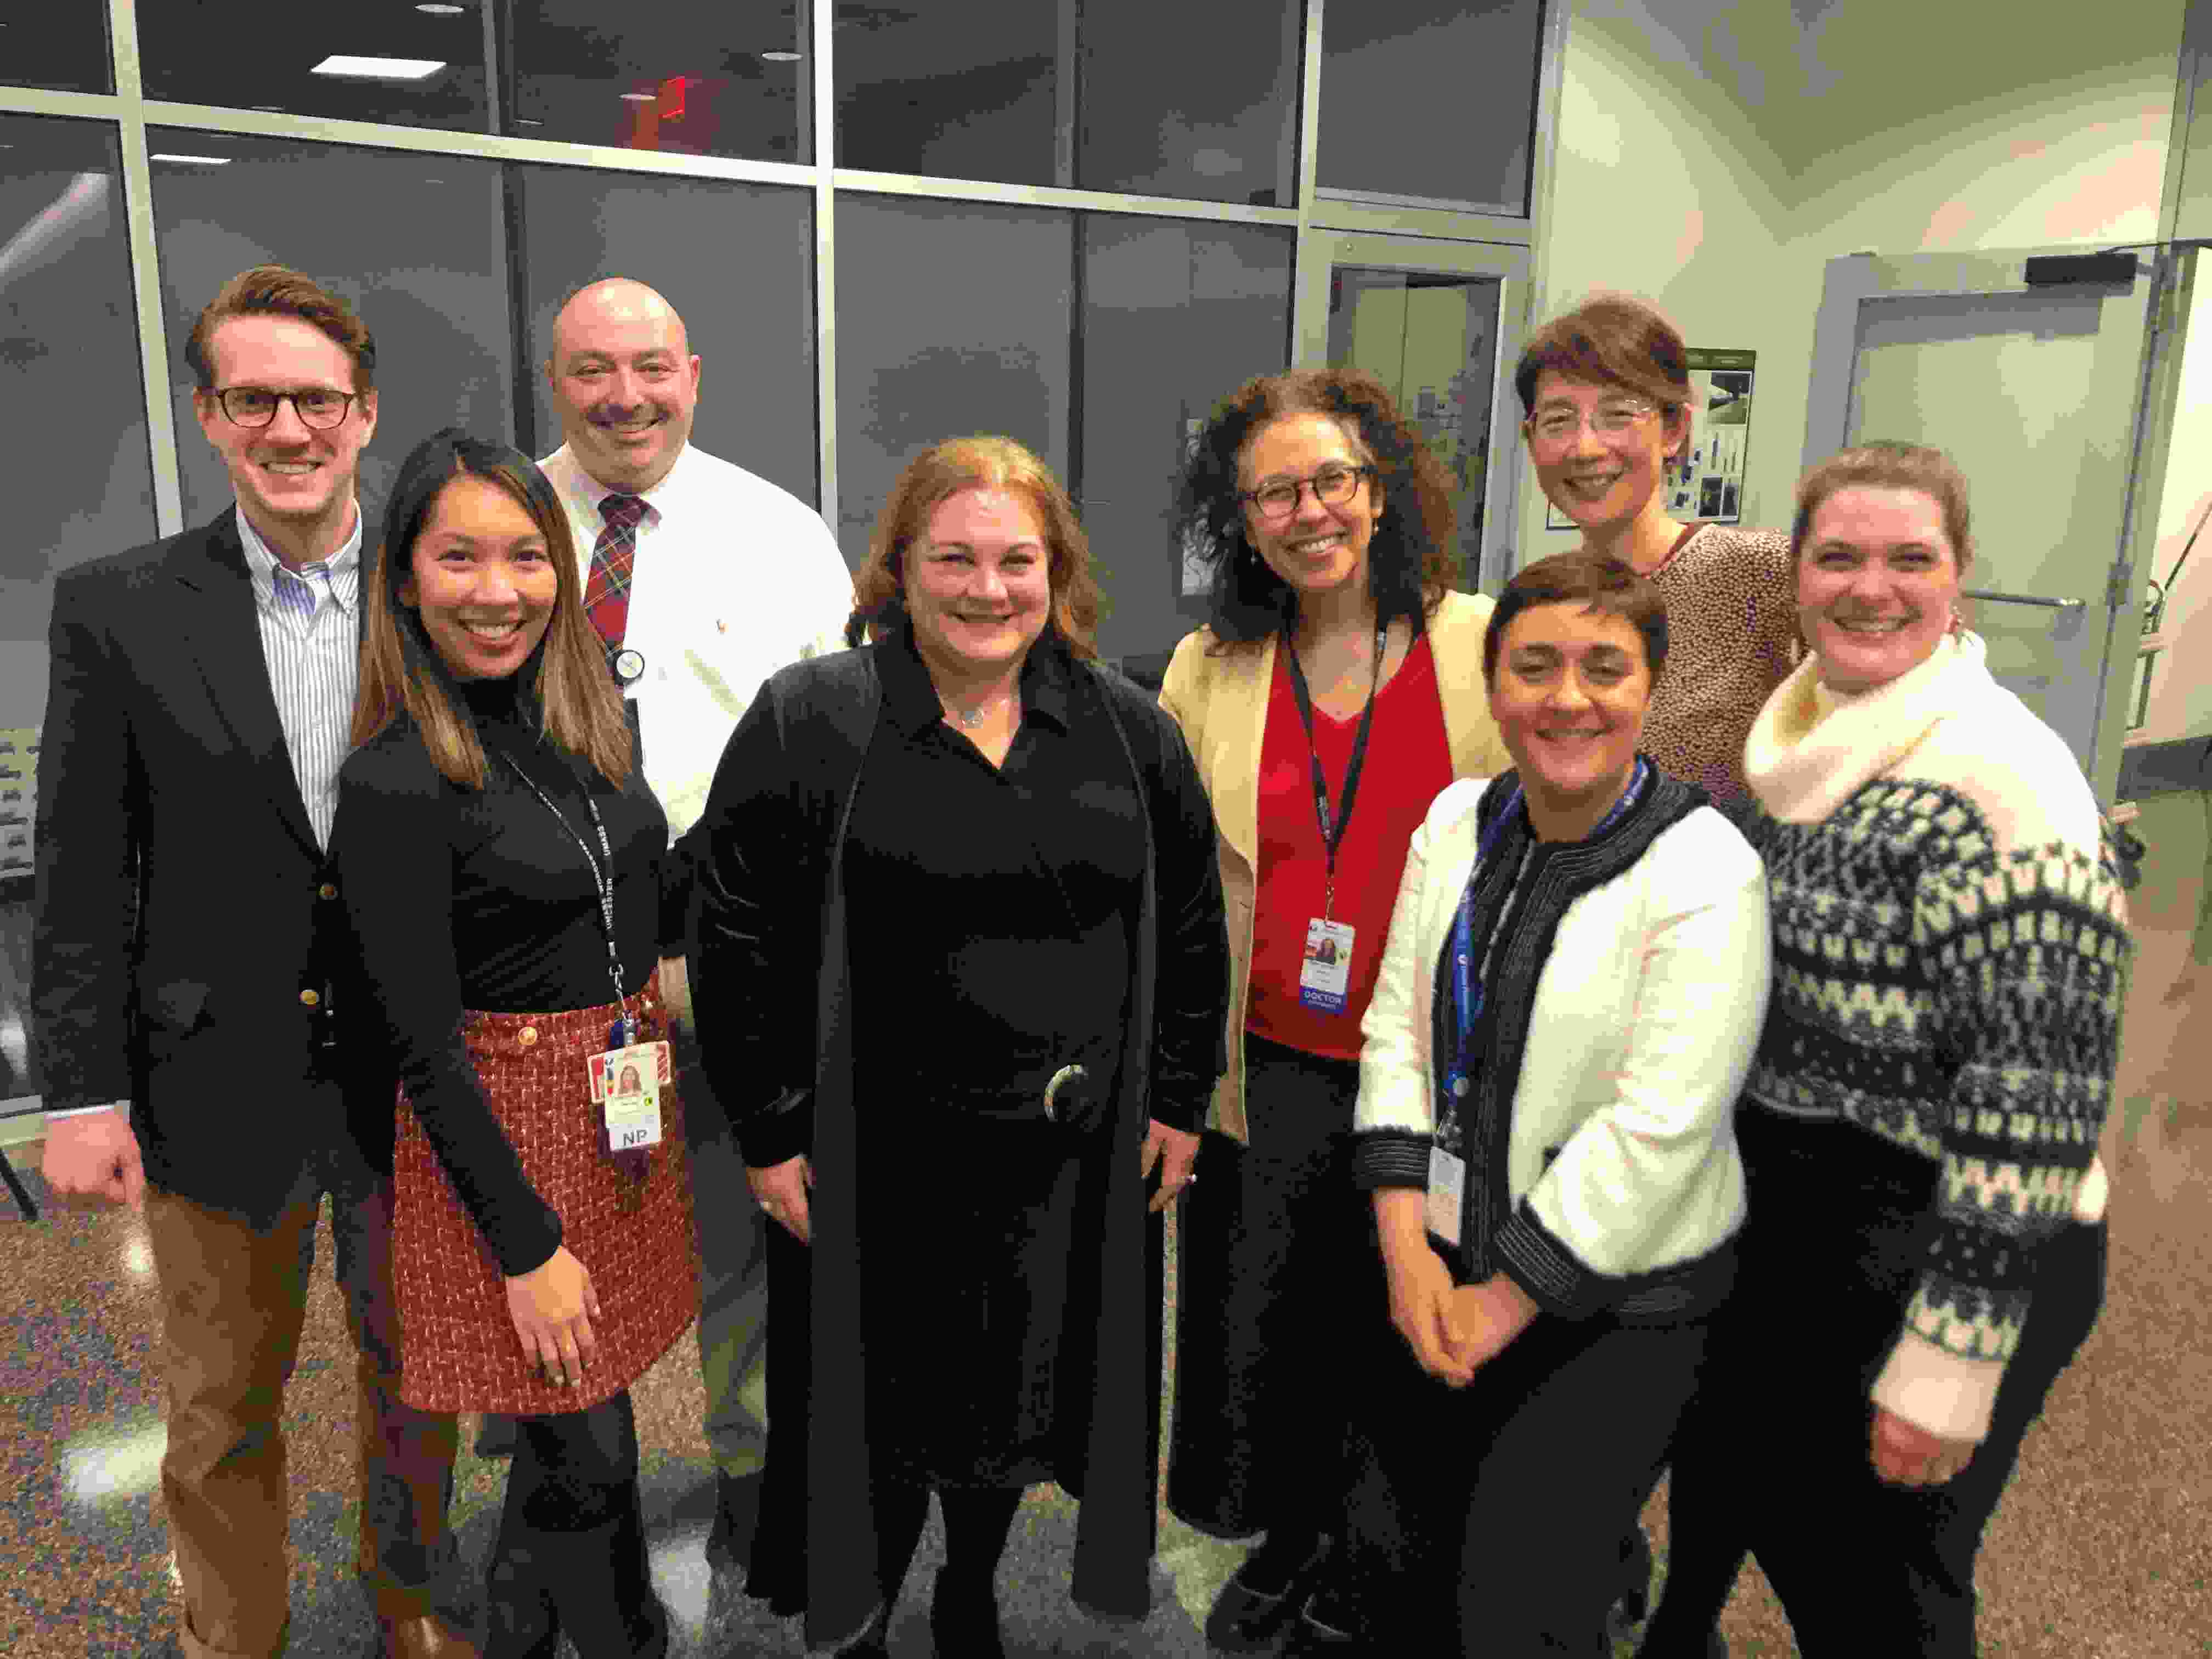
[234,504,364,853]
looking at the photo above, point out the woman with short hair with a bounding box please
[1275,549,1769,1655]
[1516,291,1801,818]
[689,435,1229,1658]
[1637,442,2130,1657]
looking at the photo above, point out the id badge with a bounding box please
[1296,917,1357,1013]
[588,1040,671,1104]
[590,1040,671,1153]
[1425,1145,1465,1248]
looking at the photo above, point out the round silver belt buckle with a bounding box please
[1043,1063,1088,1122]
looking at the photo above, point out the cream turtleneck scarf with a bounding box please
[1742,631,1980,825]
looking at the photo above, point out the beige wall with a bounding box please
[1520,0,2185,569]
[2137,259,2212,743]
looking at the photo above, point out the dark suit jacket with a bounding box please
[31,507,381,1223]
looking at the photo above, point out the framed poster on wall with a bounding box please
[1546,347,1756,530]
[1176,414,1212,598]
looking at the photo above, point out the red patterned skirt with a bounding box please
[390,990,699,1415]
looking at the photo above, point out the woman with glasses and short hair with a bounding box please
[1517,294,1801,822]
[1158,366,1511,1654]
[1519,294,1805,1639]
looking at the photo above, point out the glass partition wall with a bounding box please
[1,0,1560,690]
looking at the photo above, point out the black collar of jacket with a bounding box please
[876,615,1076,738]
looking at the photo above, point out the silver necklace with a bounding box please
[949,693,1010,729]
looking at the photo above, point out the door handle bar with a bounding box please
[1960,588,2087,611]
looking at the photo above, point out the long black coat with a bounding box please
[690,628,1228,1651]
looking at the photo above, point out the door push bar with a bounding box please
[1961,588,2087,612]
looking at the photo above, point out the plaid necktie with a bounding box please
[585,492,650,648]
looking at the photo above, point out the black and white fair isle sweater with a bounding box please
[1741,631,2132,1443]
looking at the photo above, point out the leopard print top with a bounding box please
[1641,523,1803,816]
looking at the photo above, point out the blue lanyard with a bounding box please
[1442,759,1649,1107]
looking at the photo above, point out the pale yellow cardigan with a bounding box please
[1157,590,1511,1143]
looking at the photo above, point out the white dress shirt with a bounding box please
[538,442,854,843]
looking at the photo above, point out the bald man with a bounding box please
[529,278,853,1568]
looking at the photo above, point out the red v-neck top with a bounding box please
[1247,631,1453,1062]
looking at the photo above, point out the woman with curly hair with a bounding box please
[1158,367,1510,1652]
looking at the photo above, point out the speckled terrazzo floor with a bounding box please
[4,793,2211,1658]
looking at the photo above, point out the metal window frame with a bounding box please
[11,0,1564,571]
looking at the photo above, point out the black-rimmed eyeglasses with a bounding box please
[1240,462,1374,522]
[208,386,360,429]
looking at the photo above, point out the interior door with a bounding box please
[1804,250,2166,805]
[1297,234,1531,594]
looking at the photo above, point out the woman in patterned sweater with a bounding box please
[1516,293,1801,820]
[1638,442,2130,1657]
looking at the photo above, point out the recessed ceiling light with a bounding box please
[514,117,543,126]
[153,154,233,166]
[311,55,447,81]
[619,91,656,102]
[761,50,802,62]
[416,3,467,12]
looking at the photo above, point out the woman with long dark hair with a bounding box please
[334,428,698,1658]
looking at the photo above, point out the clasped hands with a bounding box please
[1384,1232,1978,1488]
[1385,1243,1539,1387]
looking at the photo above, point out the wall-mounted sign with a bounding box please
[1547,347,1756,531]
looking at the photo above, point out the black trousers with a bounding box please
[1641,1108,2108,1657]
[486,1389,665,1658]
[1320,1281,1711,1653]
[1167,1033,1375,1543]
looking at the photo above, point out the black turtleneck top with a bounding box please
[332,671,669,1275]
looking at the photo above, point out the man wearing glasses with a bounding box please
[32,266,476,1659]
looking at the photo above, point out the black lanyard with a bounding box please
[500,754,633,1044]
[1282,619,1389,921]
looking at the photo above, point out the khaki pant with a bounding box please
[144,1160,460,1658]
